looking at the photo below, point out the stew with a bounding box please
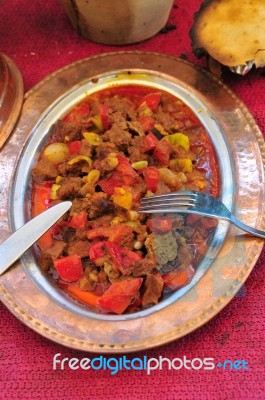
[31,85,219,315]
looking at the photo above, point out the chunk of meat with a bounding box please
[132,257,156,277]
[105,124,132,150]
[177,243,193,266]
[79,140,92,156]
[153,232,178,270]
[128,136,148,163]
[32,157,58,181]
[57,158,90,176]
[51,120,83,142]
[95,142,118,159]
[105,95,136,119]
[142,274,164,306]
[88,192,114,218]
[38,241,66,271]
[57,177,83,199]
[66,240,90,258]
[90,214,113,228]
[108,111,128,130]
[70,198,91,214]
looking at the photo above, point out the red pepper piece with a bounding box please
[104,242,141,274]
[87,224,133,243]
[65,285,100,308]
[116,154,138,176]
[98,278,143,314]
[143,166,160,192]
[162,264,195,290]
[200,217,218,230]
[138,115,154,132]
[114,154,138,186]
[138,92,161,111]
[68,212,88,230]
[98,171,124,195]
[89,241,107,263]
[67,140,82,155]
[54,254,84,282]
[31,183,53,250]
[63,103,91,123]
[185,214,201,227]
[99,104,110,130]
[144,132,159,151]
[153,140,171,165]
[51,220,68,238]
[147,217,173,233]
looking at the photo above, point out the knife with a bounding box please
[0,201,72,275]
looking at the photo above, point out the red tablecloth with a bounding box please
[1,1,264,399]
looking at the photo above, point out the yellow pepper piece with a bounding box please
[81,169,100,195]
[68,155,92,166]
[131,160,148,170]
[112,187,133,210]
[50,184,61,200]
[176,158,193,173]
[83,169,100,183]
[83,132,102,146]
[89,116,104,132]
[163,133,190,151]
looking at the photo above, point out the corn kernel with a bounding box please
[134,240,143,250]
[55,175,63,184]
[126,210,138,221]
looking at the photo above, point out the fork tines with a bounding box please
[138,191,197,214]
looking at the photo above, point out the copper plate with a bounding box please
[0,52,264,352]
[0,53,24,149]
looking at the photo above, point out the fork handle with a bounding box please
[230,215,265,239]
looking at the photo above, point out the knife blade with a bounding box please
[0,201,72,275]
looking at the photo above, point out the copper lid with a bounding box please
[0,53,24,149]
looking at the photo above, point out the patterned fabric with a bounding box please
[0,1,264,398]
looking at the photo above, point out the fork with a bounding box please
[138,190,265,239]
